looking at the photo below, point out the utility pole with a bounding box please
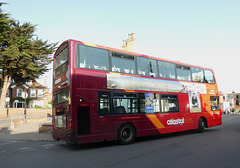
[22,85,29,124]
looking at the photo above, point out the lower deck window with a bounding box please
[161,95,179,112]
[99,92,111,115]
[98,92,179,115]
[113,95,138,114]
[139,93,160,113]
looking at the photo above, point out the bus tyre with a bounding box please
[198,118,205,133]
[118,123,136,145]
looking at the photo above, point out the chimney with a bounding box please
[122,33,135,52]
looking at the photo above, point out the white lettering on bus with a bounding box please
[167,118,184,126]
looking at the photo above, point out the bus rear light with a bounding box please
[80,98,83,102]
[69,119,72,128]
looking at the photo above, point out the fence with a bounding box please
[0,108,52,119]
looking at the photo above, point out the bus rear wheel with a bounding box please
[118,123,136,145]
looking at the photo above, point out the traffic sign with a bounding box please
[5,97,10,102]
[22,92,28,99]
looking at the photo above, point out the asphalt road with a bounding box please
[1,114,240,168]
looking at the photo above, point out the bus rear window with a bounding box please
[55,46,69,76]
[210,96,220,111]
[53,90,69,104]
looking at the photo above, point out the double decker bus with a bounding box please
[52,39,221,144]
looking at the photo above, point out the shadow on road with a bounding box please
[0,127,11,134]
[58,128,220,151]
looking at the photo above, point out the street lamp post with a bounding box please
[24,92,26,119]
[5,97,10,117]
[22,91,28,124]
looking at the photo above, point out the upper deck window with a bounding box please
[78,45,109,71]
[111,52,136,75]
[176,65,191,81]
[158,61,176,79]
[137,57,157,77]
[205,70,215,84]
[55,46,69,76]
[192,67,204,82]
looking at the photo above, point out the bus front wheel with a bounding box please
[198,118,205,133]
[117,123,136,145]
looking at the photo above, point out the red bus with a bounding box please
[52,39,222,144]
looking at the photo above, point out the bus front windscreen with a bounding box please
[55,46,69,76]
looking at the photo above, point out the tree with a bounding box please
[0,3,57,109]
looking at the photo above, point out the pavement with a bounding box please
[0,112,238,142]
[0,117,54,142]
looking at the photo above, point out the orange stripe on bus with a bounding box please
[82,42,98,48]
[124,90,135,92]
[109,72,121,75]
[146,114,165,130]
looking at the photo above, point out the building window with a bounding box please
[13,101,25,108]
[38,89,43,97]
[30,89,36,97]
[17,89,23,97]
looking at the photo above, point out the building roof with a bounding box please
[26,82,47,89]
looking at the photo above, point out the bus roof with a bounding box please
[56,39,214,71]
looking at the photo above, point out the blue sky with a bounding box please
[2,0,240,93]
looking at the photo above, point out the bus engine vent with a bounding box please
[77,106,90,135]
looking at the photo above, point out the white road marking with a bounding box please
[0,150,6,154]
[42,143,56,149]
[0,141,16,146]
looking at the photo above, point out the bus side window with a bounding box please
[158,61,176,79]
[113,93,138,114]
[192,67,204,82]
[78,45,109,71]
[111,52,136,75]
[139,93,146,113]
[137,57,157,77]
[161,95,179,112]
[99,92,111,115]
[176,65,191,81]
